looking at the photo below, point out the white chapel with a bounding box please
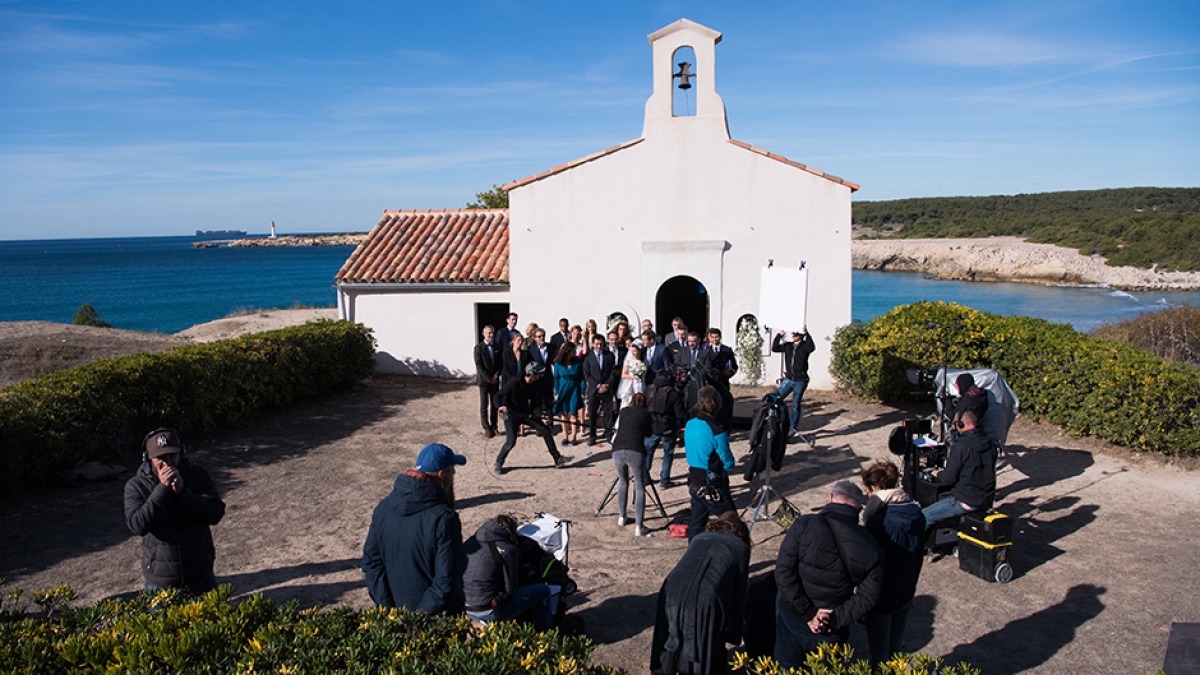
[335,18,857,389]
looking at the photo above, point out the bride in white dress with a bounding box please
[617,343,646,407]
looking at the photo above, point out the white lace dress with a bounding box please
[617,357,646,406]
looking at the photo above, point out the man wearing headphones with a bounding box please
[124,429,226,593]
[921,409,998,529]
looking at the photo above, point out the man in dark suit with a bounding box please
[642,329,671,386]
[675,332,711,411]
[666,323,688,366]
[582,334,618,446]
[549,318,570,352]
[607,330,628,421]
[495,312,520,355]
[704,328,739,380]
[528,327,556,421]
[474,325,501,438]
[664,316,685,346]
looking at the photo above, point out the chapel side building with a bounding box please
[335,18,856,389]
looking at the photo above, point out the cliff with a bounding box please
[853,236,1200,291]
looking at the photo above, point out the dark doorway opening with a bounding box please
[476,302,509,340]
[656,276,709,337]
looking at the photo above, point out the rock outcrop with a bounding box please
[194,233,368,248]
[853,237,1200,291]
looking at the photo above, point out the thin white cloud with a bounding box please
[894,30,1099,67]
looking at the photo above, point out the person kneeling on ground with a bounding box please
[494,362,567,474]
[463,514,554,631]
[685,386,737,540]
[922,409,997,529]
[124,428,226,594]
[650,511,751,675]
[774,481,883,668]
[860,460,925,667]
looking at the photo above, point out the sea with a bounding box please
[3,236,1200,335]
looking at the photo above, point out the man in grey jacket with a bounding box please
[124,429,226,594]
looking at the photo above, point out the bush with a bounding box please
[731,642,979,674]
[0,585,621,674]
[830,302,1200,457]
[1091,305,1200,367]
[0,320,376,491]
[71,304,111,328]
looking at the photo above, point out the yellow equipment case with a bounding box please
[956,512,1014,583]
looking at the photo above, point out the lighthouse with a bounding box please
[270,221,277,238]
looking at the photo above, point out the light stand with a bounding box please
[594,470,669,521]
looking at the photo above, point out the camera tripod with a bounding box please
[594,470,669,521]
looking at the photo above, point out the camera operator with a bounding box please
[685,386,736,540]
[771,327,815,437]
[493,362,567,474]
[921,409,997,529]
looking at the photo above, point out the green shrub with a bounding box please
[0,320,376,491]
[0,585,621,674]
[730,642,978,674]
[830,302,1200,457]
[71,303,111,328]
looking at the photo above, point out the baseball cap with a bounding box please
[145,429,184,458]
[415,443,467,473]
[525,362,546,377]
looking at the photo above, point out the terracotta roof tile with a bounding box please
[728,139,859,191]
[503,138,645,191]
[335,209,509,285]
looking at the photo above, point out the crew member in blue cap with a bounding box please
[362,443,467,613]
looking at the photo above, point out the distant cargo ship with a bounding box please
[195,229,248,238]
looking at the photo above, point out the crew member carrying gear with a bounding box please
[463,514,554,631]
[771,328,816,436]
[921,409,997,529]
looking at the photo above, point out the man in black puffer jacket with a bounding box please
[462,515,553,631]
[922,409,998,529]
[774,481,883,667]
[124,429,226,594]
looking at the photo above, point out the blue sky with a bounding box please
[1,1,1197,239]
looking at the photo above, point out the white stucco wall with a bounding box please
[339,286,509,377]
[508,20,852,389]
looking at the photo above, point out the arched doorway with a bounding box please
[656,275,709,337]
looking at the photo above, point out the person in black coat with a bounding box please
[860,460,925,666]
[548,318,571,353]
[528,328,556,420]
[501,332,530,387]
[362,443,467,613]
[582,334,618,446]
[462,514,553,631]
[124,429,226,594]
[642,329,672,386]
[474,325,502,438]
[494,363,566,474]
[646,371,687,489]
[611,393,655,536]
[771,328,816,435]
[650,511,751,675]
[774,481,883,668]
[922,409,997,528]
[704,328,739,380]
[952,372,989,431]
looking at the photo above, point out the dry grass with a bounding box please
[1090,304,1200,367]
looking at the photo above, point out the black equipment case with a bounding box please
[956,512,1014,583]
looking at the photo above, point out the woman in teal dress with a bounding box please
[552,342,585,445]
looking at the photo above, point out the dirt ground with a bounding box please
[2,375,1198,674]
[1,314,1198,674]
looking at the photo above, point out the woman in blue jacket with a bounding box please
[685,386,737,539]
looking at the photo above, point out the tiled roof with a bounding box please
[335,209,509,285]
[503,138,644,191]
[728,139,860,192]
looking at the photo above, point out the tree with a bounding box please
[72,303,111,328]
[466,184,509,209]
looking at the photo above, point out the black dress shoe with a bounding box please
[587,438,597,447]
[554,455,569,469]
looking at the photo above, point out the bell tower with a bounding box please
[643,19,729,140]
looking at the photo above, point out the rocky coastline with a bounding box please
[194,233,367,248]
[853,236,1200,291]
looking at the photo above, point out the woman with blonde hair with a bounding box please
[860,459,925,667]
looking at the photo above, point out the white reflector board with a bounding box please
[759,265,809,334]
